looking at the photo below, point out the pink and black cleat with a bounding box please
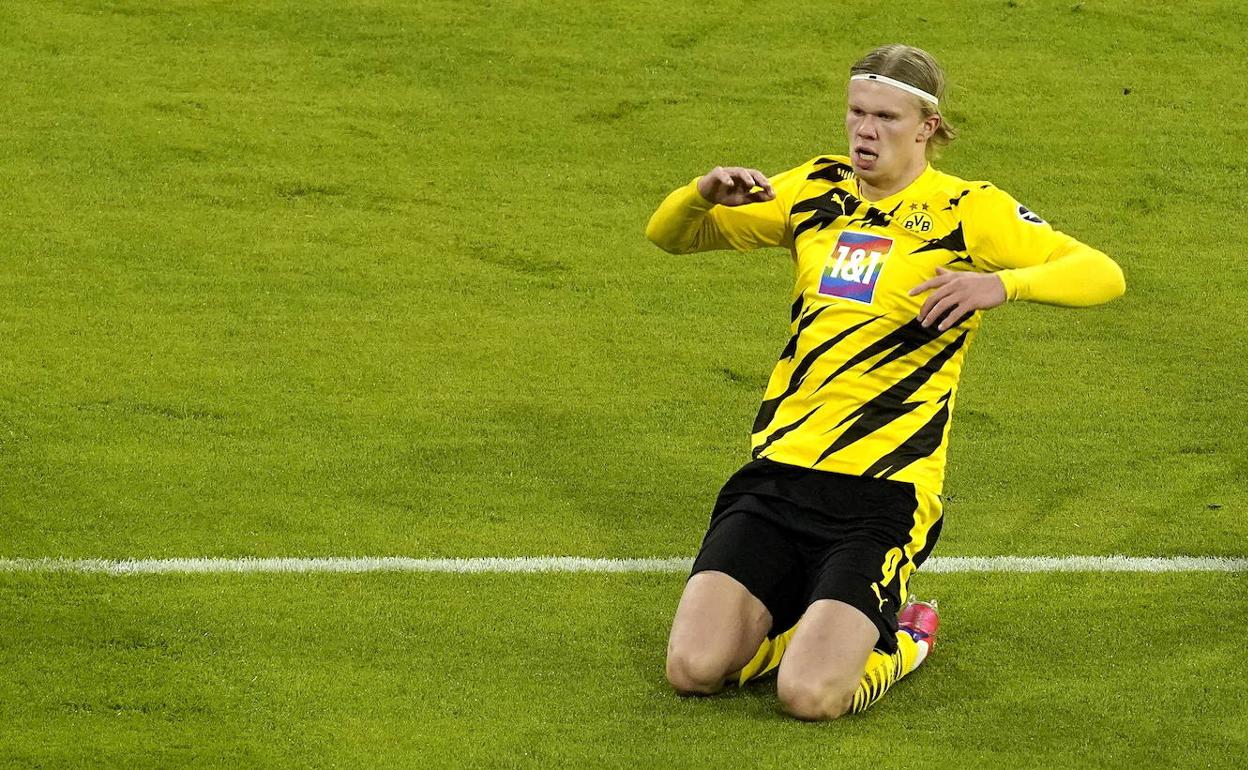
[898,598,940,650]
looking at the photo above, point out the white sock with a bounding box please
[912,639,930,670]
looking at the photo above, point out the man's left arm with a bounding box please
[992,237,1126,306]
[911,187,1125,330]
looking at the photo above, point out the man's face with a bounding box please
[845,79,931,185]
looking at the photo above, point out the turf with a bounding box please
[3,572,1246,768]
[0,0,1245,766]
[1,0,1244,559]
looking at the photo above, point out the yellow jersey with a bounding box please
[646,155,1124,494]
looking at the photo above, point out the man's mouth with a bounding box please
[854,147,878,164]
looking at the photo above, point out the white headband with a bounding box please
[850,73,939,106]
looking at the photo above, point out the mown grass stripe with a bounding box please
[0,556,1244,575]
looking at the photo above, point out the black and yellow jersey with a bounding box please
[647,155,1124,494]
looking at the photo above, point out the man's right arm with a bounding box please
[645,166,788,254]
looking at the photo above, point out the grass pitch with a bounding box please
[1,0,1246,766]
[3,572,1246,768]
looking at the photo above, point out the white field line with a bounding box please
[0,555,1245,575]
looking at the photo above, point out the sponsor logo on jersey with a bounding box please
[1017,204,1046,225]
[902,212,934,233]
[819,231,893,304]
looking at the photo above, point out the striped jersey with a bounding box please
[650,155,1100,494]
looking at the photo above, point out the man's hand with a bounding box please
[697,166,775,207]
[909,267,1007,330]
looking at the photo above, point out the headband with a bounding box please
[850,73,939,106]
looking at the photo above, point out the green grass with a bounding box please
[3,573,1246,768]
[2,0,1244,559]
[1,0,1245,765]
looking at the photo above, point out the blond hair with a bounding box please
[850,44,956,155]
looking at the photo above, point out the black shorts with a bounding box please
[690,457,943,654]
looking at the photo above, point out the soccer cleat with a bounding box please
[898,597,940,650]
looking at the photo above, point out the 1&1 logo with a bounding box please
[818,231,894,305]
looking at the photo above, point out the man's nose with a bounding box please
[856,117,878,138]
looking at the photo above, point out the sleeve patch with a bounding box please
[1017,204,1046,225]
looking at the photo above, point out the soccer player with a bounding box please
[646,44,1125,720]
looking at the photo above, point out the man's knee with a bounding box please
[776,672,857,721]
[773,598,878,720]
[665,570,771,696]
[665,646,732,696]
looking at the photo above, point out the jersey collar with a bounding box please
[853,163,938,209]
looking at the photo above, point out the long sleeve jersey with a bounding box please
[646,156,1125,494]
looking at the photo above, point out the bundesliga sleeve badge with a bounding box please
[1017,204,1046,225]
